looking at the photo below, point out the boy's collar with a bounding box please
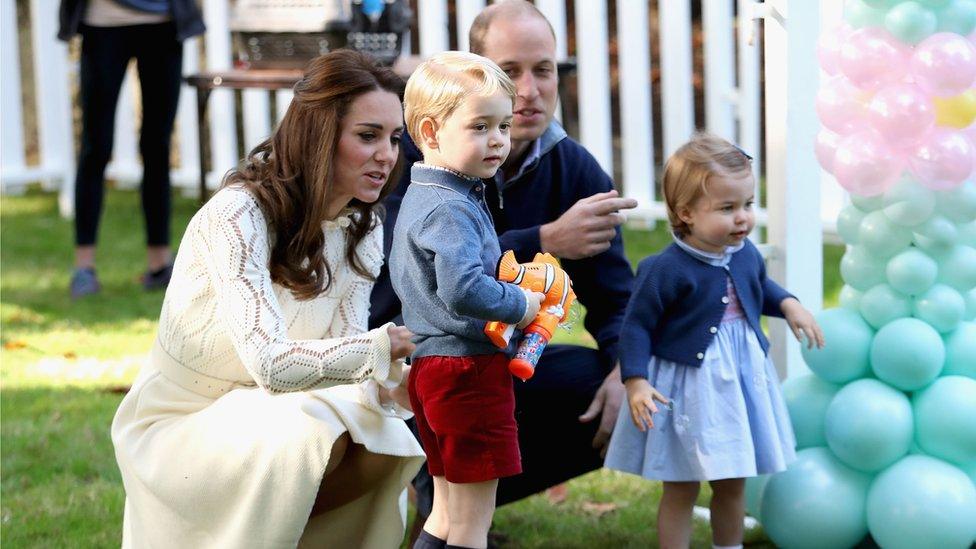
[411,163,483,194]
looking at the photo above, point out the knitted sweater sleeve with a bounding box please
[202,190,395,394]
[618,256,668,380]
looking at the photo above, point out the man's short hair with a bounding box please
[468,0,556,56]
[404,51,516,143]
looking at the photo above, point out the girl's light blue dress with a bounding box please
[604,238,796,481]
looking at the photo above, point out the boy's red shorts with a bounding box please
[408,353,522,483]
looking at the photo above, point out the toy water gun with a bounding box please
[485,250,577,381]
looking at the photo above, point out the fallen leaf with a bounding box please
[3,340,27,350]
[63,351,77,359]
[546,483,568,505]
[580,501,618,516]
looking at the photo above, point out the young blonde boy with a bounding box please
[390,51,545,549]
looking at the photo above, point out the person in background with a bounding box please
[58,0,205,297]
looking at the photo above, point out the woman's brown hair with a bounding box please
[223,50,405,300]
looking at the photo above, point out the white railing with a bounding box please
[1,0,841,373]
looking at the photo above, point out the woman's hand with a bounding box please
[624,377,669,432]
[516,290,545,329]
[387,325,415,362]
[781,298,826,349]
[379,364,413,412]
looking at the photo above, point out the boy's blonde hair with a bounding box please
[404,51,516,146]
[662,132,754,236]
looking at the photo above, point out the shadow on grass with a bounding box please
[0,385,126,548]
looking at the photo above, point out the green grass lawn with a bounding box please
[0,188,843,548]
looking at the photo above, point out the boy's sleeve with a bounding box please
[415,202,527,324]
[618,257,666,381]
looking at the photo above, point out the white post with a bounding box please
[737,0,763,185]
[456,0,486,52]
[1,0,27,193]
[174,37,201,192]
[203,0,238,188]
[703,0,736,141]
[659,0,695,158]
[417,0,449,56]
[574,0,613,175]
[30,0,76,213]
[276,89,294,126]
[616,0,654,209]
[241,90,271,154]
[763,0,822,379]
[535,0,568,61]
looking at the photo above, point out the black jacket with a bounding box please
[58,0,205,42]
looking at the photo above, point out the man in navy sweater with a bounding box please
[370,0,637,525]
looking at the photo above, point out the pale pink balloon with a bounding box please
[910,129,974,190]
[819,23,853,75]
[910,32,976,97]
[816,129,840,173]
[839,28,911,91]
[817,75,870,135]
[866,83,935,150]
[833,130,904,196]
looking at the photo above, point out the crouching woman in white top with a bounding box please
[111,50,425,548]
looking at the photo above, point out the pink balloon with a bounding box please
[819,23,853,75]
[910,129,974,190]
[910,33,976,97]
[833,130,904,196]
[866,83,935,150]
[817,75,870,135]
[816,130,840,173]
[839,28,911,91]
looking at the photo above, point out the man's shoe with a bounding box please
[142,263,173,291]
[70,267,101,299]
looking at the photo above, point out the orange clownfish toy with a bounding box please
[485,250,576,381]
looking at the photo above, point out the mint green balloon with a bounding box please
[864,0,900,7]
[847,0,890,27]
[838,204,868,245]
[761,448,872,549]
[871,318,945,391]
[783,374,841,449]
[886,2,939,44]
[745,474,769,518]
[917,0,951,8]
[937,244,976,291]
[887,248,938,295]
[913,283,966,333]
[884,176,936,227]
[938,0,976,35]
[803,308,875,383]
[826,378,914,472]
[913,215,959,251]
[944,322,976,378]
[964,288,976,320]
[852,192,886,212]
[860,284,913,328]
[936,181,976,224]
[841,246,888,290]
[867,455,976,549]
[962,460,976,488]
[840,285,865,310]
[958,221,976,248]
[860,210,913,257]
[914,376,976,465]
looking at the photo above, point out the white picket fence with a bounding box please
[0,0,845,375]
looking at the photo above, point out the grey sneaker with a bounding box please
[142,263,173,291]
[70,267,101,299]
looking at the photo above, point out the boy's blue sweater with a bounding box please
[619,240,794,380]
[390,165,527,359]
[371,122,633,366]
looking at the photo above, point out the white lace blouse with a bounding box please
[154,187,401,408]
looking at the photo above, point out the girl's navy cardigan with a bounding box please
[619,240,794,380]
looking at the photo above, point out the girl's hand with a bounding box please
[781,298,826,349]
[387,325,416,362]
[624,377,669,432]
